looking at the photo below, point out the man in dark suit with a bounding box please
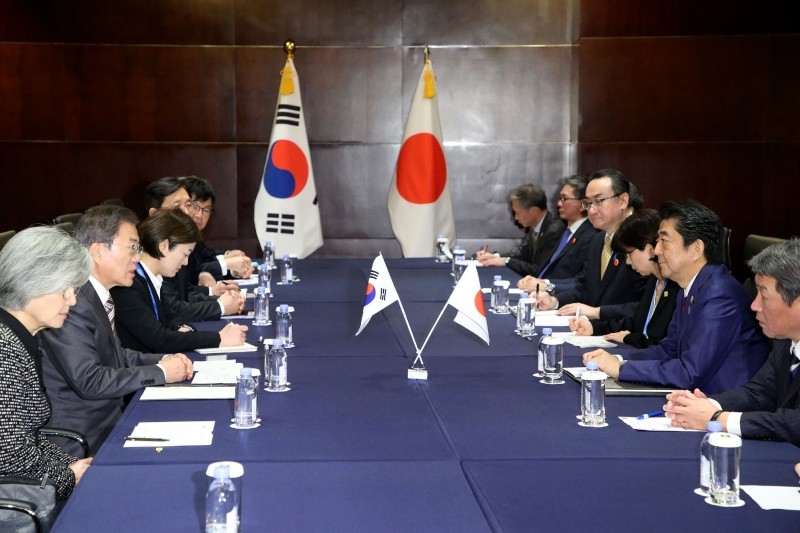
[536,169,648,321]
[477,183,565,276]
[38,206,194,455]
[663,238,800,444]
[584,200,768,394]
[519,175,599,293]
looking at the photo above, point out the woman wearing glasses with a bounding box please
[0,227,93,503]
[569,209,678,347]
[109,209,247,354]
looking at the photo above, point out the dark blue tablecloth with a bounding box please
[54,461,491,533]
[463,459,799,533]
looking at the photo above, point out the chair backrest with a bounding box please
[52,212,83,225]
[721,226,732,270]
[100,198,124,206]
[741,234,787,299]
[0,230,16,253]
[53,222,75,236]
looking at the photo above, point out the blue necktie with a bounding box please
[538,229,572,277]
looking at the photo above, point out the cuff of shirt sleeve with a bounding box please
[217,299,226,316]
[725,412,742,436]
[216,255,228,276]
[612,354,624,363]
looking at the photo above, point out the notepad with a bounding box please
[140,386,235,400]
[123,421,215,447]
[195,342,258,354]
[563,335,616,348]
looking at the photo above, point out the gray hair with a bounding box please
[509,184,547,210]
[74,205,139,248]
[748,238,800,306]
[0,227,92,310]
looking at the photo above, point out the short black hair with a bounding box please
[138,208,199,258]
[611,208,660,254]
[144,177,186,212]
[75,205,139,248]
[180,176,216,204]
[658,199,724,264]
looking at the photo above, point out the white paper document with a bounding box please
[564,336,617,348]
[124,421,215,447]
[619,416,702,432]
[741,485,800,511]
[140,386,235,401]
[224,312,254,320]
[195,342,258,354]
[230,276,259,286]
[192,362,244,385]
[534,313,570,328]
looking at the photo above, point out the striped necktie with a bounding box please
[104,295,116,332]
[600,234,613,279]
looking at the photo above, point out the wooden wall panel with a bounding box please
[766,36,800,142]
[579,37,767,142]
[581,0,799,37]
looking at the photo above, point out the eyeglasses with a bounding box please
[107,242,144,256]
[581,194,621,211]
[181,201,201,214]
[62,287,78,299]
[558,196,580,203]
[189,201,213,216]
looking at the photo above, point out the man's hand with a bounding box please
[159,353,194,383]
[518,276,546,292]
[198,272,217,288]
[569,316,593,336]
[70,457,92,484]
[225,254,253,278]
[477,252,506,267]
[219,323,248,347]
[663,389,718,430]
[209,280,239,297]
[219,290,245,315]
[582,349,621,378]
[536,292,558,311]
[558,303,599,319]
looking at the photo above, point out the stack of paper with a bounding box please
[124,421,215,447]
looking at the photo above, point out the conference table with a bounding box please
[52,259,799,532]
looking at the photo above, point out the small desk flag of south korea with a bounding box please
[356,254,400,335]
[387,51,456,257]
[254,46,323,259]
[447,263,489,345]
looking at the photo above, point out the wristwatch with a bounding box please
[545,282,555,294]
[504,257,510,265]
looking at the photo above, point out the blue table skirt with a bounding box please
[54,461,491,533]
[463,458,799,533]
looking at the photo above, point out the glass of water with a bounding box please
[453,260,467,286]
[516,297,537,338]
[252,286,270,326]
[539,337,565,384]
[707,432,743,507]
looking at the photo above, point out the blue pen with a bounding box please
[636,410,664,420]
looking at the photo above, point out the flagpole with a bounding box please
[413,298,450,366]
[396,299,422,358]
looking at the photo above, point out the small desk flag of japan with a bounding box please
[387,53,456,257]
[254,53,323,259]
[447,263,489,345]
[356,254,400,335]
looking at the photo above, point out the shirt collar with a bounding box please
[88,275,110,303]
[138,261,163,297]
[683,271,701,296]
[568,217,588,233]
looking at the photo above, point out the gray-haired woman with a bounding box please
[0,226,93,501]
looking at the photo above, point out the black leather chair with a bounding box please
[721,226,732,270]
[53,222,75,236]
[741,234,787,299]
[52,213,83,225]
[0,428,88,533]
[0,230,16,253]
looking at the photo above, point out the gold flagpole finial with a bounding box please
[422,45,436,99]
[283,39,296,57]
[423,45,430,62]
[280,40,296,95]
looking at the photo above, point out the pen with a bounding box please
[125,436,170,442]
[575,306,581,320]
[636,410,665,420]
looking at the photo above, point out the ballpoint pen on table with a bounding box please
[125,436,170,442]
[636,410,665,420]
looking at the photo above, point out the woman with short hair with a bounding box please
[0,226,93,500]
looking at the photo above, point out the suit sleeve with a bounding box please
[37,300,166,400]
[619,289,747,390]
[507,221,565,277]
[160,276,221,322]
[111,284,221,353]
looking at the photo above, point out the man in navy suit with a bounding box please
[536,169,648,321]
[663,238,800,444]
[38,206,194,455]
[518,175,599,293]
[477,183,565,277]
[584,200,768,394]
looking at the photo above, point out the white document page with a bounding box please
[741,485,800,511]
[140,386,234,401]
[619,416,702,432]
[123,421,215,447]
[195,342,258,354]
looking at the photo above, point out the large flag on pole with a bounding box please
[356,254,400,335]
[254,51,323,259]
[447,263,489,345]
[388,52,456,257]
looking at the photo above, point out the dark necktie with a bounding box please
[538,229,572,277]
[104,295,116,332]
[790,345,799,378]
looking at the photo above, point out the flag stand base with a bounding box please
[407,367,428,380]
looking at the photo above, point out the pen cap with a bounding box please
[586,360,599,371]
[706,421,723,433]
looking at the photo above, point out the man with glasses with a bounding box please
[583,199,767,393]
[477,183,566,276]
[534,169,647,321]
[143,177,243,321]
[179,176,253,288]
[518,175,599,292]
[38,205,194,455]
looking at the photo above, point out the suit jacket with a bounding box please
[110,271,221,353]
[620,264,769,394]
[38,281,165,455]
[590,276,679,348]
[538,218,600,283]
[713,339,800,445]
[506,211,566,277]
[188,240,225,284]
[556,230,648,320]
[162,266,222,323]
